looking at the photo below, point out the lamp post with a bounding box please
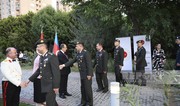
[110,82,120,106]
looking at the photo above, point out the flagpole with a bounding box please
[40,25,44,32]
[54,26,57,35]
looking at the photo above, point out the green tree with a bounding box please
[31,6,72,51]
[63,0,180,58]
[0,12,35,52]
[64,0,132,57]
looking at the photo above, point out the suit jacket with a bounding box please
[135,46,147,68]
[64,50,93,79]
[94,50,108,73]
[29,52,60,93]
[114,46,124,66]
[57,51,71,75]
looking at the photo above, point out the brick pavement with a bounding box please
[0,70,167,106]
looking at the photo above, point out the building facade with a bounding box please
[0,0,71,19]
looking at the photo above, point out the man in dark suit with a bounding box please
[114,39,125,87]
[58,44,72,99]
[60,42,93,106]
[134,40,147,86]
[94,42,109,93]
[28,39,60,106]
[175,36,180,70]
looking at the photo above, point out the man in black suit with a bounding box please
[60,42,93,106]
[28,39,60,106]
[94,42,109,93]
[134,40,147,86]
[58,44,72,99]
[114,39,126,87]
[175,36,180,70]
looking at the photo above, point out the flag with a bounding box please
[53,32,59,55]
[40,30,44,40]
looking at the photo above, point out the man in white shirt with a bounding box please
[1,47,27,106]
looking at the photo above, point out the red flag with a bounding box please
[53,32,59,55]
[40,30,44,40]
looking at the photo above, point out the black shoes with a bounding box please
[96,88,103,92]
[119,80,126,87]
[65,92,72,96]
[102,89,108,93]
[96,88,108,93]
[77,104,86,106]
[77,104,92,106]
[59,93,66,99]
[59,92,72,99]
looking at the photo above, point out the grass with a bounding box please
[120,84,140,106]
[0,98,32,106]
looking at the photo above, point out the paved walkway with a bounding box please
[0,70,167,106]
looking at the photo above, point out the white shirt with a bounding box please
[19,53,23,58]
[1,57,22,86]
[60,50,65,54]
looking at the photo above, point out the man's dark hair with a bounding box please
[60,43,66,49]
[76,42,84,47]
[115,39,120,42]
[97,42,103,47]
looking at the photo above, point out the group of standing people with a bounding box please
[0,38,146,106]
[1,36,180,106]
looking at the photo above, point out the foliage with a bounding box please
[121,84,140,106]
[107,57,114,72]
[0,6,73,56]
[0,52,5,62]
[63,0,180,58]
[68,9,104,55]
[31,6,72,52]
[164,59,176,70]
[0,12,35,52]
[67,2,132,58]
[0,0,180,60]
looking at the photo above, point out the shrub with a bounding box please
[164,59,175,70]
